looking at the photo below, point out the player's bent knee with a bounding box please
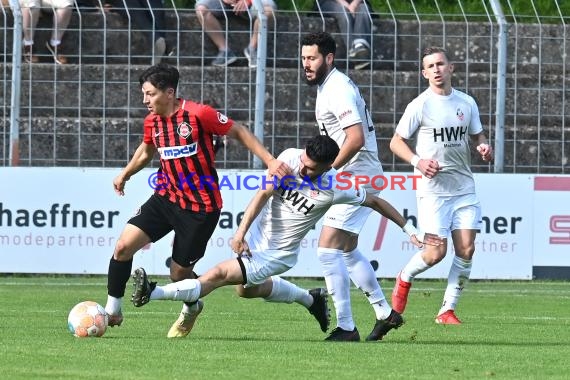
[113,240,134,261]
[169,260,195,281]
[234,285,249,298]
[235,285,259,299]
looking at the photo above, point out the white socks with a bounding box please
[150,279,201,303]
[264,276,313,308]
[401,251,472,314]
[439,256,472,314]
[105,296,121,315]
[342,248,391,320]
[317,247,354,330]
[400,250,431,282]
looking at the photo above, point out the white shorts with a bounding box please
[418,193,482,237]
[322,189,380,234]
[20,0,73,8]
[239,248,298,286]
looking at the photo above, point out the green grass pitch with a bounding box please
[1,276,569,379]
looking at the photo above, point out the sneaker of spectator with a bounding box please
[153,37,166,64]
[195,0,276,68]
[45,41,68,64]
[354,60,371,70]
[349,42,370,59]
[111,0,173,64]
[316,0,373,71]
[243,46,257,68]
[20,0,73,65]
[212,50,238,67]
[166,43,176,58]
[22,44,39,63]
[349,41,371,70]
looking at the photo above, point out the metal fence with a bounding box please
[0,0,568,173]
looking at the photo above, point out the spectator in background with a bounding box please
[20,0,73,64]
[107,0,174,64]
[315,0,372,70]
[195,0,276,68]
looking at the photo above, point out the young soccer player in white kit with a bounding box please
[390,47,493,324]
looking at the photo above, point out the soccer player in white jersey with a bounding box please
[390,47,493,324]
[131,135,444,340]
[300,31,387,341]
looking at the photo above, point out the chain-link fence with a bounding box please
[0,0,568,173]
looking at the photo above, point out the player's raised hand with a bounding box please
[477,143,493,162]
[267,158,292,180]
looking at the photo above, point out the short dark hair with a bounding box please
[305,135,340,164]
[139,63,179,92]
[421,47,451,66]
[301,31,336,57]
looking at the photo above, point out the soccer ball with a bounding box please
[67,301,108,337]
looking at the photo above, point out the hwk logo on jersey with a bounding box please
[279,187,315,215]
[177,122,192,138]
[217,112,229,124]
[456,108,464,121]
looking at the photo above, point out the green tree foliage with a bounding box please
[171,0,568,23]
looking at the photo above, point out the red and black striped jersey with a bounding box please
[143,99,233,212]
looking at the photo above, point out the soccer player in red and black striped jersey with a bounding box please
[104,63,290,337]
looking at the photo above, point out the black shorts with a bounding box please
[128,194,221,267]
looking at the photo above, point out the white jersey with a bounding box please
[396,88,483,197]
[315,68,383,180]
[247,148,366,253]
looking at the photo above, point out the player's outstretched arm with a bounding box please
[362,193,444,247]
[361,193,408,228]
[231,186,274,256]
[226,123,291,179]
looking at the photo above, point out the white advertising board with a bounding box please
[289,173,534,280]
[532,176,570,266]
[0,168,551,280]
